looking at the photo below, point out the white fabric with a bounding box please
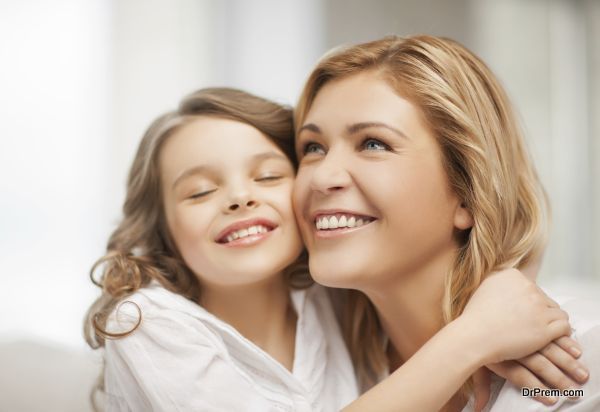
[462,294,600,412]
[103,283,359,412]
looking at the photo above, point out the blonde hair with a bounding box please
[84,87,310,408]
[295,35,550,389]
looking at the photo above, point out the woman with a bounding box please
[293,35,599,411]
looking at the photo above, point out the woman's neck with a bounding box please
[199,275,297,371]
[364,247,467,412]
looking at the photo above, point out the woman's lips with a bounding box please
[310,210,377,239]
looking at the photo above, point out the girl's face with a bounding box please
[293,72,473,289]
[160,117,303,288]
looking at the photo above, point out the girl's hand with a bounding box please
[488,335,589,406]
[460,268,572,364]
[463,269,589,409]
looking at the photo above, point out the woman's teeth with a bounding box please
[315,214,374,230]
[225,225,269,243]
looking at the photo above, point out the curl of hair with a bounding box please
[295,36,549,392]
[83,88,311,409]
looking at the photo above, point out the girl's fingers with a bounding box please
[546,308,569,323]
[553,335,583,358]
[547,318,572,340]
[488,361,558,406]
[539,342,589,384]
[540,289,560,308]
[518,352,579,391]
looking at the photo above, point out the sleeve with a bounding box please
[103,299,272,412]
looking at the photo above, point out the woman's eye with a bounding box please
[303,141,326,155]
[361,138,391,151]
[256,175,282,182]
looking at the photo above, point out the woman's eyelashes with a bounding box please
[361,137,392,151]
[302,141,326,156]
[300,136,393,157]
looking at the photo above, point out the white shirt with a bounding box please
[462,295,600,412]
[104,283,359,412]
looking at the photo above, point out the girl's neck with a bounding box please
[199,275,297,371]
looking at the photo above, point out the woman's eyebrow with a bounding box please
[298,123,321,134]
[298,122,409,140]
[347,122,409,139]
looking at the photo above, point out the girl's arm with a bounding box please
[343,269,588,412]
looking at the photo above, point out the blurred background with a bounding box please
[1,0,598,410]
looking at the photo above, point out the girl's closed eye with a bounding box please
[188,188,217,200]
[255,174,283,182]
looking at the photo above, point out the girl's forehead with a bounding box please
[160,118,292,183]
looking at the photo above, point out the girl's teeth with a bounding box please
[339,215,347,227]
[223,225,270,243]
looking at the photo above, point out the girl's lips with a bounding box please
[219,227,277,248]
[215,218,277,243]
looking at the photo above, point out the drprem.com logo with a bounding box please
[522,387,584,399]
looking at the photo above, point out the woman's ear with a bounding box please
[454,202,474,230]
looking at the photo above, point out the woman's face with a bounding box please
[160,116,303,288]
[293,72,472,289]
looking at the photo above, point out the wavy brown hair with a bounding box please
[295,35,550,390]
[84,87,310,408]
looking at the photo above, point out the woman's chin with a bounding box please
[308,255,366,289]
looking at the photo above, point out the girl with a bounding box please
[293,35,600,411]
[85,87,585,411]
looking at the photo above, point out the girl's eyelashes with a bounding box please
[188,189,217,200]
[361,137,392,151]
[255,175,283,182]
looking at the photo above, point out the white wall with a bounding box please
[0,0,112,347]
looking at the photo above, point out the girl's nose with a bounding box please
[224,183,258,212]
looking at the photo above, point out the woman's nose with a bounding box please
[309,150,352,195]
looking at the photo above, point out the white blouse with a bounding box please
[103,283,359,412]
[462,294,600,412]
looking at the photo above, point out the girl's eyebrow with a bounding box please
[172,152,288,189]
[251,151,289,164]
[172,165,215,189]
